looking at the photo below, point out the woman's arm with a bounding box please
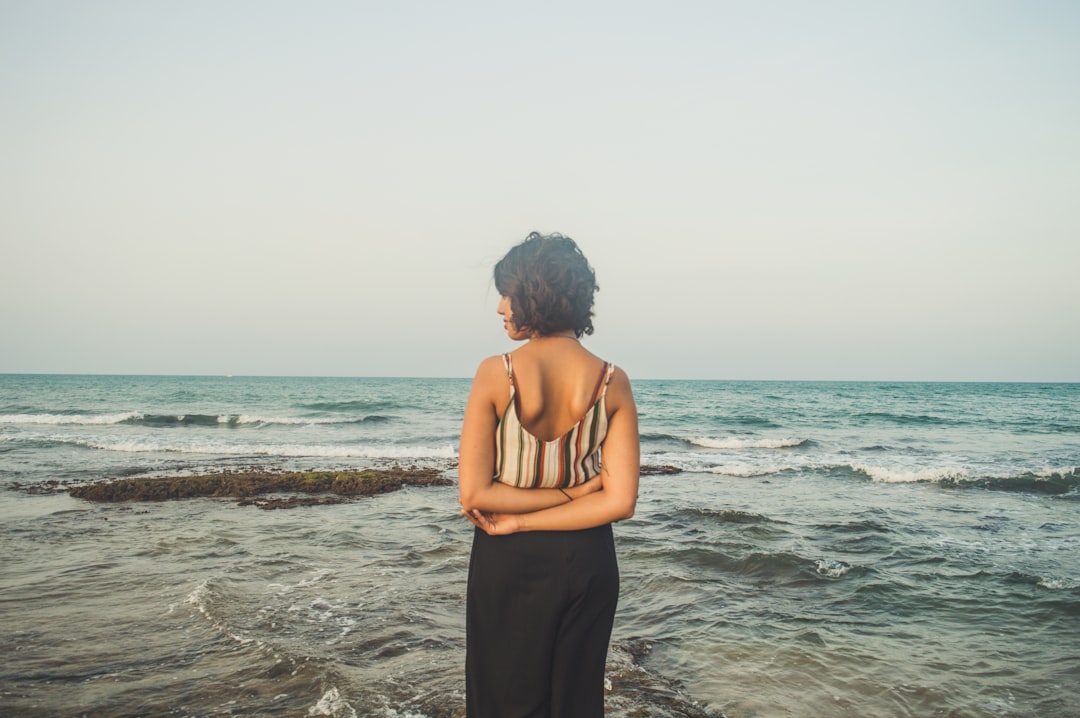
[457,357,600,514]
[463,367,639,534]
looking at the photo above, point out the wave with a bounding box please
[135,414,234,427]
[815,518,890,534]
[856,412,961,426]
[302,400,400,413]
[52,436,458,460]
[673,507,776,524]
[0,413,392,428]
[999,570,1080,592]
[650,458,1080,495]
[1005,419,1080,434]
[858,413,1079,435]
[847,463,971,484]
[1037,577,1080,590]
[171,577,362,717]
[308,687,356,718]
[724,415,782,428]
[815,559,853,578]
[729,551,862,581]
[132,413,392,428]
[701,463,802,477]
[179,577,260,647]
[1042,421,1080,434]
[940,468,1080,495]
[689,436,809,450]
[0,412,143,426]
[846,464,1080,493]
[640,432,685,442]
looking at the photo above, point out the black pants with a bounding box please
[466,524,619,718]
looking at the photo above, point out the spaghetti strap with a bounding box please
[501,354,517,398]
[586,361,610,407]
[501,353,521,411]
[599,363,616,398]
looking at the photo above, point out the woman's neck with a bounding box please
[528,331,578,342]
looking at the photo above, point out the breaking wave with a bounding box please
[848,464,1080,493]
[689,436,809,450]
[0,412,143,426]
[50,436,458,460]
[0,413,391,427]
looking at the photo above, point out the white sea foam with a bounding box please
[299,569,335,588]
[268,568,335,596]
[184,579,214,616]
[1034,466,1080,479]
[307,687,357,717]
[185,578,258,646]
[1038,577,1080,590]
[0,412,375,427]
[0,412,142,425]
[690,436,806,450]
[377,707,429,718]
[62,436,457,459]
[815,559,851,578]
[851,463,970,483]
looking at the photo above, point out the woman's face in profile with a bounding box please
[497,296,530,341]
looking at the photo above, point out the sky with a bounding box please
[2,1,1078,381]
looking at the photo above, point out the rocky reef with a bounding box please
[69,468,451,509]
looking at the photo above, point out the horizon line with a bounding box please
[1,371,1078,385]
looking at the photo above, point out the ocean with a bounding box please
[1,374,1078,717]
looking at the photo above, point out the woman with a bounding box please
[459,232,640,718]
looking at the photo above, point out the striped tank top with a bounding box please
[493,353,616,489]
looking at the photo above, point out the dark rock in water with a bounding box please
[605,639,727,717]
[640,464,682,475]
[69,468,451,508]
[14,479,69,495]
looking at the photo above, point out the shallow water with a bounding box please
[2,375,1078,716]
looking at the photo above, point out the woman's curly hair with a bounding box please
[494,232,598,338]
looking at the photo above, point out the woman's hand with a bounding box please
[567,474,603,500]
[462,508,523,536]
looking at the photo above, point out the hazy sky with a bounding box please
[3,1,1078,381]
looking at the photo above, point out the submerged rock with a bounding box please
[69,468,451,508]
[640,464,682,475]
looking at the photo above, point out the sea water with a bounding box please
[1,375,1078,717]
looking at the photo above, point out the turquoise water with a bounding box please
[1,375,1078,716]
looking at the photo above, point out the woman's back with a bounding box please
[499,338,609,442]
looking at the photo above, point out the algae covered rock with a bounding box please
[69,468,451,509]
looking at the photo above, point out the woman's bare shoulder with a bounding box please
[468,354,509,397]
[472,354,509,383]
[605,365,636,408]
[607,363,631,383]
